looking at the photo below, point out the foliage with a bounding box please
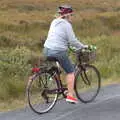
[0,0,120,104]
[0,47,32,100]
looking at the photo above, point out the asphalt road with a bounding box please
[0,84,120,120]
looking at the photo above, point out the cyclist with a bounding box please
[43,5,88,104]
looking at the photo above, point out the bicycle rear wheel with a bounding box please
[27,72,58,114]
[75,64,101,103]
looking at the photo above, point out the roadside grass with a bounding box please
[101,77,120,87]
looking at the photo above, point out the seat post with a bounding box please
[56,61,60,69]
[56,61,61,75]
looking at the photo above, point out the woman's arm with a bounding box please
[66,22,88,49]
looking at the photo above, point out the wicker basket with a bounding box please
[78,50,96,63]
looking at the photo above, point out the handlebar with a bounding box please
[69,45,97,53]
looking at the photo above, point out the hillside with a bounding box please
[0,0,120,111]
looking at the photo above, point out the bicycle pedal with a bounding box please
[63,90,68,95]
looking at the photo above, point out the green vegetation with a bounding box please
[0,0,120,111]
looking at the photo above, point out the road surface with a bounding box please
[0,84,120,120]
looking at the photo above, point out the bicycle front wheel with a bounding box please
[75,64,101,103]
[27,72,58,114]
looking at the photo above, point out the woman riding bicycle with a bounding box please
[43,5,88,104]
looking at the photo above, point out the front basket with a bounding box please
[78,50,96,63]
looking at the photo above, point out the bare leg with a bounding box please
[66,72,75,97]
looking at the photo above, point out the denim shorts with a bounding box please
[43,48,74,73]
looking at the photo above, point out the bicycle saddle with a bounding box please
[46,56,58,62]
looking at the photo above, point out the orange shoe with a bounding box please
[66,95,78,104]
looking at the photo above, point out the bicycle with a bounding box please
[26,46,101,114]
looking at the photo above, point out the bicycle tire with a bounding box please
[75,64,101,103]
[27,72,58,114]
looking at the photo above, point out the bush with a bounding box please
[0,76,25,100]
[0,47,31,75]
[0,47,32,100]
[84,35,120,78]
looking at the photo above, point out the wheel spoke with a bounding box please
[27,72,58,114]
[75,64,101,103]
